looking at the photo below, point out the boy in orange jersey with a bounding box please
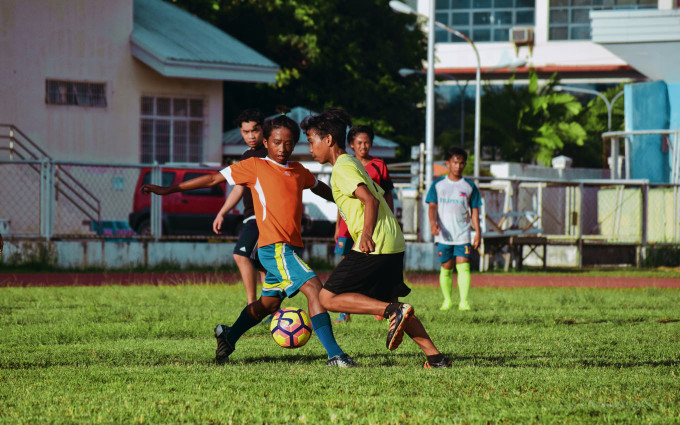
[141,115,356,367]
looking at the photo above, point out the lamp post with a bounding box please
[389,0,481,180]
[400,68,468,148]
[554,85,623,131]
[554,85,624,178]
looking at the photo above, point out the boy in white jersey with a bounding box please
[426,147,481,311]
[303,108,451,369]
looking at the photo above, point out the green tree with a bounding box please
[564,85,625,168]
[167,0,428,158]
[478,69,586,166]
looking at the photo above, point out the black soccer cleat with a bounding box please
[423,357,452,369]
[386,303,414,351]
[214,324,235,364]
[326,353,359,368]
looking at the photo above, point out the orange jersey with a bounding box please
[220,157,317,248]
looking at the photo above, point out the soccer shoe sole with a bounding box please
[386,304,414,351]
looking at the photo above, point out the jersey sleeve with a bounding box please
[301,165,318,189]
[335,162,368,196]
[469,182,482,209]
[220,158,255,187]
[425,181,438,204]
[376,160,394,193]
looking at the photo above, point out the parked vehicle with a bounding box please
[129,167,336,237]
[129,168,243,236]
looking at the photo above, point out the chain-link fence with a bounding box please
[1,159,679,247]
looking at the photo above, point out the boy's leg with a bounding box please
[437,244,455,310]
[215,295,281,364]
[299,277,349,362]
[403,314,452,369]
[452,244,472,311]
[456,261,471,311]
[233,219,260,304]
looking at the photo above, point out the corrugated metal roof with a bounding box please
[223,107,398,158]
[131,0,279,82]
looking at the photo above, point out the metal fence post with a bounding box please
[640,181,648,266]
[150,163,162,240]
[40,157,55,240]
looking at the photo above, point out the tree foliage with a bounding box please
[167,0,428,157]
[479,70,587,166]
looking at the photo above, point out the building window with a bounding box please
[435,0,535,43]
[140,96,205,164]
[45,80,107,107]
[549,0,657,41]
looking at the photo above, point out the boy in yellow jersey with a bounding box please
[302,109,451,368]
[142,115,356,367]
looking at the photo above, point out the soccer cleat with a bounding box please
[334,313,351,324]
[326,353,359,367]
[423,357,452,369]
[386,303,414,351]
[458,303,471,311]
[214,324,235,364]
[440,302,454,311]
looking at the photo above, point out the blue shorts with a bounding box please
[437,243,472,263]
[334,237,354,256]
[257,243,316,299]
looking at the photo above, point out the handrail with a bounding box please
[0,124,102,227]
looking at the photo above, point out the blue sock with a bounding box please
[310,312,344,359]
[227,307,261,347]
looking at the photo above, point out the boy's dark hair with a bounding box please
[445,147,468,162]
[347,125,374,146]
[262,115,301,143]
[233,108,265,128]
[300,108,352,149]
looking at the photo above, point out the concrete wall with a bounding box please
[0,0,223,164]
[0,239,446,271]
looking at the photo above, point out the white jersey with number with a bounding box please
[425,176,481,245]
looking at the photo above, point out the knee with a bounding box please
[318,290,334,311]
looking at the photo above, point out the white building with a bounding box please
[0,0,278,165]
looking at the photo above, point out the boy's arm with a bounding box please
[471,207,481,250]
[310,181,335,203]
[141,172,226,196]
[427,203,440,236]
[353,184,378,253]
[384,190,394,212]
[213,185,245,234]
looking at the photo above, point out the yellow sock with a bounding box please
[456,262,471,310]
[439,267,454,310]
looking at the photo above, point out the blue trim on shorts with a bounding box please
[257,243,316,299]
[334,237,354,256]
[436,243,472,263]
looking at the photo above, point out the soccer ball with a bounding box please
[270,307,313,349]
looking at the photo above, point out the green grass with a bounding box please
[1,283,679,424]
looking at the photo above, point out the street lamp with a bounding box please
[554,85,623,131]
[554,85,624,178]
[399,68,469,148]
[389,1,481,180]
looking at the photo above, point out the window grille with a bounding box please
[435,0,535,43]
[549,0,656,41]
[45,80,107,107]
[140,96,205,164]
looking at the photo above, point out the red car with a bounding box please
[129,168,243,236]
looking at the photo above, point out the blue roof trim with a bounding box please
[131,0,279,82]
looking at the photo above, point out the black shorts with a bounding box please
[323,251,411,303]
[234,218,259,258]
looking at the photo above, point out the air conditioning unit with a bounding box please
[510,26,534,55]
[510,26,534,43]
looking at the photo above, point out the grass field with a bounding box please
[1,282,679,424]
